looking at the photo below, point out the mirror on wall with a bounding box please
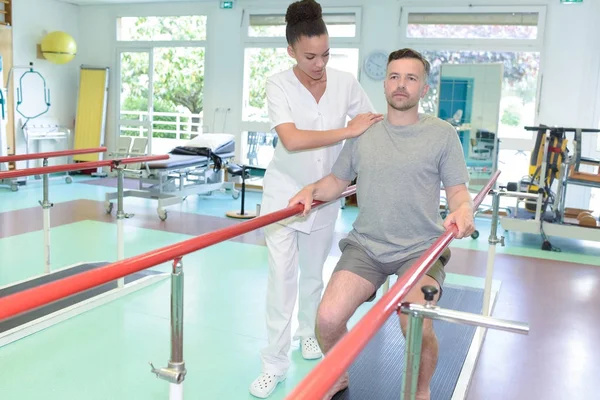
[437,63,503,191]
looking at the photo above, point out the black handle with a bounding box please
[421,285,438,301]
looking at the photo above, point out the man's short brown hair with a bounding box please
[387,48,431,79]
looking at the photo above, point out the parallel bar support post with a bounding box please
[115,165,132,287]
[399,290,529,400]
[399,309,423,400]
[116,166,125,287]
[39,158,53,274]
[171,258,185,368]
[483,190,504,317]
[150,258,186,400]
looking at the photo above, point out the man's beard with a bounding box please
[386,93,419,111]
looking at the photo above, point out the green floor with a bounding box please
[0,220,494,400]
[0,176,598,399]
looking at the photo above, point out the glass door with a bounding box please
[117,49,154,154]
[150,46,205,155]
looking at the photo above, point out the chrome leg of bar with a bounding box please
[484,189,541,316]
[39,158,53,274]
[399,308,424,400]
[399,286,439,400]
[483,190,504,317]
[171,258,184,367]
[150,258,186,399]
[116,166,133,287]
[399,286,529,399]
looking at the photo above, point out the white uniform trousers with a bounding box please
[260,221,336,376]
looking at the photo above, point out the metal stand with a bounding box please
[39,158,53,274]
[150,258,186,400]
[398,286,529,400]
[483,187,541,318]
[483,190,504,317]
[399,289,427,400]
[115,165,132,288]
[225,164,259,219]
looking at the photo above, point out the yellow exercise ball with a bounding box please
[40,31,77,64]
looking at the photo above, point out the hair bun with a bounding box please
[285,0,323,26]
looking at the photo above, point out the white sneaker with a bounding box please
[249,372,285,398]
[301,336,322,360]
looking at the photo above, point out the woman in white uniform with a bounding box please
[249,1,382,398]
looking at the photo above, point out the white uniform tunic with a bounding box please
[258,66,374,376]
[261,67,375,233]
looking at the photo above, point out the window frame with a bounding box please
[240,6,362,131]
[399,5,547,51]
[239,7,363,171]
[113,13,209,154]
[240,44,360,127]
[399,6,547,151]
[242,6,362,46]
[115,14,208,48]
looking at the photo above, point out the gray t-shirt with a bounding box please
[332,113,469,263]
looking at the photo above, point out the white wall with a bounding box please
[12,0,80,167]
[14,0,600,208]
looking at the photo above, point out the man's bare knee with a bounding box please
[316,305,348,339]
[398,274,441,337]
[316,271,375,351]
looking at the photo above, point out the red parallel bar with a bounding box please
[0,155,169,180]
[285,170,500,400]
[0,186,357,322]
[0,147,107,163]
[113,155,168,165]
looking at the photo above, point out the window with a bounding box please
[419,50,540,140]
[406,12,539,40]
[242,47,359,122]
[240,47,359,169]
[243,48,294,122]
[117,16,207,41]
[116,15,207,155]
[118,47,205,154]
[400,6,546,50]
[399,6,546,151]
[248,12,357,38]
[240,8,361,173]
[497,149,531,185]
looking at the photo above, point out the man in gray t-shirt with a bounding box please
[288,48,474,400]
[333,112,469,264]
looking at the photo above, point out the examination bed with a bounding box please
[105,133,239,220]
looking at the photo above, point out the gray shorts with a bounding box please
[333,242,451,302]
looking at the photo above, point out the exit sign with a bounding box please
[560,0,582,3]
[220,1,234,8]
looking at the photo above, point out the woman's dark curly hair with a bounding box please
[285,0,328,46]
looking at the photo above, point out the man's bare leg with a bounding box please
[315,270,375,400]
[399,274,441,400]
